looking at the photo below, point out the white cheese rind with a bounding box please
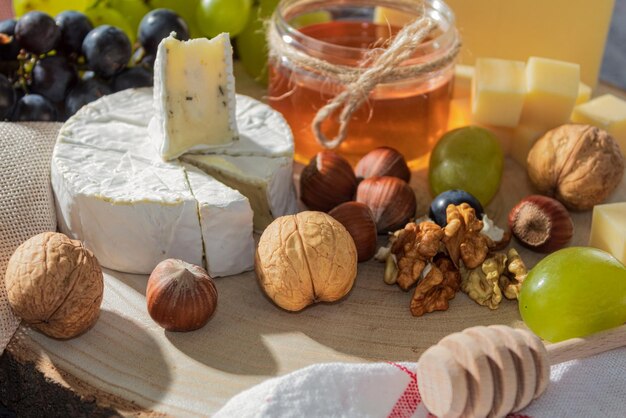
[181,154,298,231]
[151,33,238,160]
[52,143,203,274]
[78,88,293,159]
[52,87,294,275]
[185,164,255,277]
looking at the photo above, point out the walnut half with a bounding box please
[410,257,460,317]
[499,248,528,299]
[460,253,506,310]
[390,221,444,291]
[443,203,492,269]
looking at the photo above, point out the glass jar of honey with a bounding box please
[268,0,459,167]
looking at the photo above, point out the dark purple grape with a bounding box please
[81,70,97,81]
[55,11,93,56]
[31,56,77,103]
[82,25,131,78]
[429,189,484,227]
[12,94,57,121]
[112,67,153,92]
[138,9,189,56]
[0,73,15,119]
[0,19,20,60]
[15,11,60,54]
[65,78,112,117]
[141,53,155,69]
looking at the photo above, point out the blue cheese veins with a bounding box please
[150,33,238,160]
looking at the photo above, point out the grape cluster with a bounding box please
[1,0,287,121]
[0,6,194,121]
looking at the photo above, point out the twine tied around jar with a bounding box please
[267,3,461,149]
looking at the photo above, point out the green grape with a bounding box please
[237,6,268,84]
[14,0,90,17]
[150,0,198,20]
[196,0,251,38]
[259,0,279,16]
[149,0,202,38]
[109,0,150,35]
[428,126,503,206]
[85,6,135,43]
[519,247,626,343]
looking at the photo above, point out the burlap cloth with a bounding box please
[0,122,60,355]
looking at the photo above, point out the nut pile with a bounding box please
[378,204,527,316]
[300,147,417,262]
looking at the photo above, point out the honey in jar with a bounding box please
[268,0,459,167]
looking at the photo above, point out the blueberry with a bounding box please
[429,189,484,227]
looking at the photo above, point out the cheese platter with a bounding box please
[1,1,626,416]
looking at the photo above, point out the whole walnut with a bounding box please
[255,211,358,311]
[527,124,624,210]
[4,232,104,339]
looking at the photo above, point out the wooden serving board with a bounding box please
[5,66,626,416]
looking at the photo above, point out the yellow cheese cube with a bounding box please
[445,0,613,86]
[576,82,592,105]
[471,58,526,127]
[589,202,626,266]
[571,94,626,156]
[510,125,545,168]
[521,57,580,128]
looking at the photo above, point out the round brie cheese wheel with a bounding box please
[51,88,296,276]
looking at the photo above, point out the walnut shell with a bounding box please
[4,232,104,339]
[527,124,624,210]
[255,211,358,311]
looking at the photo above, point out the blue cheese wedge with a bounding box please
[150,33,238,160]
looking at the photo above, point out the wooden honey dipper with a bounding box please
[415,324,626,418]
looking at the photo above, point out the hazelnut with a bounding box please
[146,259,218,332]
[4,232,103,339]
[300,151,357,212]
[356,176,417,233]
[508,195,573,253]
[527,124,624,210]
[329,201,378,262]
[355,147,411,182]
[255,211,357,311]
